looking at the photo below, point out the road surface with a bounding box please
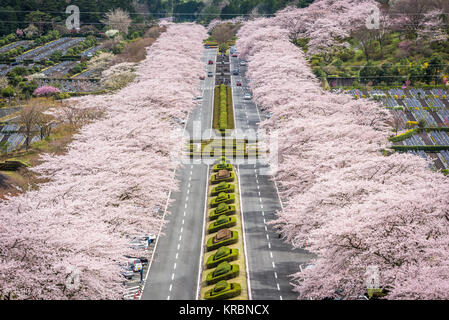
[141,48,217,300]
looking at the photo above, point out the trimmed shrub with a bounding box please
[213,162,233,172]
[210,192,235,207]
[389,128,417,142]
[209,203,236,220]
[206,230,238,251]
[207,216,237,234]
[206,247,239,269]
[204,281,241,300]
[211,182,235,196]
[206,262,239,285]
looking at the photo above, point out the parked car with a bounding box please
[120,264,134,279]
[208,71,213,77]
[208,60,214,65]
[129,258,143,272]
[236,81,242,86]
[199,75,205,80]
[125,256,149,265]
[129,239,148,250]
[232,53,238,57]
[239,61,247,66]
[244,93,252,100]
[194,95,203,100]
[232,69,239,75]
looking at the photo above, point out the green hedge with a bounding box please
[213,162,233,172]
[389,129,418,142]
[391,145,449,152]
[213,87,220,129]
[226,86,234,129]
[208,216,237,234]
[206,247,239,269]
[204,281,241,300]
[210,193,235,207]
[206,262,239,285]
[206,231,238,251]
[209,204,236,220]
[211,182,235,196]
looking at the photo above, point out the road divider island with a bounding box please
[200,156,248,300]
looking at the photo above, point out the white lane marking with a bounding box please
[180,227,183,233]
[268,242,271,249]
[177,243,180,250]
[257,185,260,190]
[182,219,184,225]
[272,261,276,268]
[171,273,175,280]
[280,296,283,300]
[274,272,278,279]
[188,183,191,188]
[179,235,182,241]
[263,218,266,224]
[277,283,280,291]
[175,253,178,259]
[186,196,189,202]
[187,189,190,195]
[169,284,172,292]
[174,262,177,270]
[196,164,210,300]
[266,234,269,240]
[167,296,170,300]
[262,211,265,216]
[270,251,273,258]
[185,203,188,209]
[261,205,264,209]
[183,211,186,217]
[265,225,268,232]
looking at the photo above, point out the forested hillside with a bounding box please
[0,0,315,36]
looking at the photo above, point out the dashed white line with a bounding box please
[180,227,183,233]
[182,219,184,225]
[169,284,172,292]
[167,296,170,300]
[266,234,269,240]
[179,235,182,241]
[274,272,278,279]
[265,225,268,232]
[177,244,180,250]
[277,283,280,291]
[175,253,178,259]
[272,261,276,268]
[171,273,175,280]
[270,251,273,258]
[268,242,271,249]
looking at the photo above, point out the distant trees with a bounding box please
[101,8,132,35]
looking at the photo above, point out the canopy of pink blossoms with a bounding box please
[236,9,449,300]
[0,23,206,300]
[33,86,61,96]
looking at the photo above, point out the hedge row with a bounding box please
[389,129,418,142]
[212,84,235,132]
[203,157,243,300]
[391,145,449,152]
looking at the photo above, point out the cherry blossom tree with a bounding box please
[0,23,207,300]
[237,15,449,300]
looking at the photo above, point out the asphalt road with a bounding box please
[230,55,315,300]
[141,48,217,300]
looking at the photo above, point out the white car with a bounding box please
[244,93,252,100]
[129,259,143,272]
[239,61,247,66]
[129,239,148,250]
